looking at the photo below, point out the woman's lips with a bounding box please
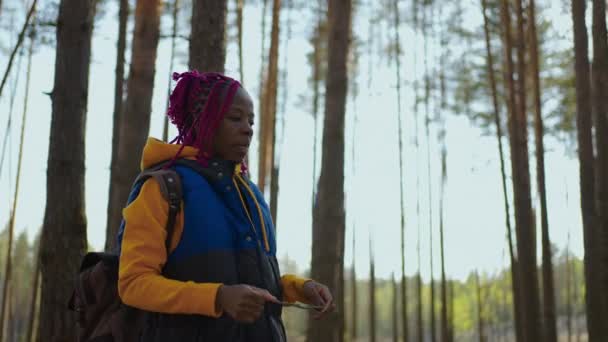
[235,145,249,153]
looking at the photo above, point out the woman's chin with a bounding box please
[228,151,248,162]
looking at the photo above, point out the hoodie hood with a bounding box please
[140,138,198,170]
[141,137,246,175]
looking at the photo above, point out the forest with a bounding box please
[0,0,606,341]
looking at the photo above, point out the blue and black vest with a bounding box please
[118,158,286,342]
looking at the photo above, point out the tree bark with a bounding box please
[38,1,95,340]
[259,0,281,206]
[505,0,542,339]
[189,0,226,72]
[237,0,244,84]
[571,0,603,340]
[26,257,40,342]
[350,232,358,341]
[422,5,436,340]
[306,1,351,341]
[437,9,448,337]
[392,0,409,340]
[591,0,608,334]
[448,281,455,342]
[392,273,399,342]
[256,0,269,183]
[105,0,129,251]
[310,0,323,212]
[112,0,162,248]
[475,271,485,342]
[481,0,522,340]
[369,240,376,342]
[566,239,572,342]
[163,0,180,143]
[528,1,557,341]
[438,81,448,342]
[416,273,423,342]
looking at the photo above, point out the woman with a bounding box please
[117,71,334,341]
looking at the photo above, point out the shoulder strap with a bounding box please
[135,167,182,252]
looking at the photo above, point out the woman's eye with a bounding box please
[229,117,240,122]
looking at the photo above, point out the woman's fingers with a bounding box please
[319,287,333,313]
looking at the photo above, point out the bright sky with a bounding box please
[0,0,584,282]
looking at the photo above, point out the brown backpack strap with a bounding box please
[134,167,182,252]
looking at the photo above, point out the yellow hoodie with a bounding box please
[118,138,311,317]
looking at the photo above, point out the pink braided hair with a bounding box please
[165,70,247,173]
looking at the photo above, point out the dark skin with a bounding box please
[211,86,336,322]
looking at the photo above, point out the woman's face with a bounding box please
[212,86,254,162]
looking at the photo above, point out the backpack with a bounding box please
[68,164,183,342]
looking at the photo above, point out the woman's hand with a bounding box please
[216,284,280,323]
[301,281,335,319]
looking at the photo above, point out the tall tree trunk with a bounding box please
[481,0,522,340]
[566,235,572,342]
[260,0,281,220]
[38,1,95,340]
[163,0,180,143]
[0,0,37,100]
[503,0,541,339]
[392,0,409,340]
[397,17,409,342]
[528,1,557,341]
[448,280,455,342]
[255,0,269,182]
[351,231,358,341]
[591,0,608,332]
[310,0,323,211]
[350,54,358,341]
[113,0,162,250]
[105,0,129,251]
[24,33,38,342]
[270,164,279,224]
[307,1,351,341]
[369,239,376,342]
[573,254,581,342]
[422,4,436,341]
[6,284,12,342]
[437,7,448,341]
[413,1,423,340]
[416,273,423,342]
[189,0,226,72]
[501,278,508,342]
[475,271,486,342]
[392,273,399,342]
[0,16,33,335]
[271,0,292,228]
[26,258,40,342]
[571,0,603,340]
[438,94,448,342]
[259,0,269,93]
[237,0,244,84]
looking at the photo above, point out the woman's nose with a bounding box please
[241,121,253,137]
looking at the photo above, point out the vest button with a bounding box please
[218,172,224,178]
[226,185,232,191]
[246,236,252,241]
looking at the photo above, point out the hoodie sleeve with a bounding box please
[280,274,312,303]
[118,178,223,317]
